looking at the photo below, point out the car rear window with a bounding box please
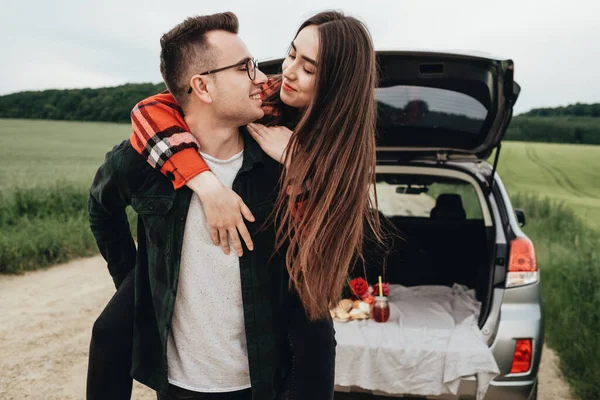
[376,85,489,148]
[375,175,483,220]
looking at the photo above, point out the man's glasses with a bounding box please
[187,58,258,94]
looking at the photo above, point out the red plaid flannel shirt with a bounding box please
[130,79,281,189]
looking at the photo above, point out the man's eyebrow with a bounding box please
[291,41,318,66]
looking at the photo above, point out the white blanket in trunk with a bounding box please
[334,284,499,400]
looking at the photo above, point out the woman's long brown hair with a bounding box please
[269,11,383,320]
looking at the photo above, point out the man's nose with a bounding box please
[253,68,268,85]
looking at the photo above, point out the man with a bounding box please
[87,12,335,400]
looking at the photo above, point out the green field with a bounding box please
[0,119,130,191]
[0,119,132,274]
[495,142,600,231]
[2,118,600,229]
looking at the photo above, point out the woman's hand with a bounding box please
[186,171,255,256]
[247,123,293,166]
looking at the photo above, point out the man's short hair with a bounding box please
[159,12,239,103]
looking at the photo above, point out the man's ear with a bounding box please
[188,75,213,104]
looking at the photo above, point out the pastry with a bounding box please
[358,301,371,314]
[334,308,351,322]
[349,308,368,320]
[339,299,353,312]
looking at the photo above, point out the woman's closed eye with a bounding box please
[287,51,314,74]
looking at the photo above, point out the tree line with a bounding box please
[0,83,166,123]
[505,115,600,145]
[523,103,600,118]
[0,83,598,145]
[504,103,600,145]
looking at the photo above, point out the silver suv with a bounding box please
[262,51,541,400]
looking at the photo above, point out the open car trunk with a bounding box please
[335,169,500,399]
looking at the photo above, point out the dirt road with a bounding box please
[0,256,574,400]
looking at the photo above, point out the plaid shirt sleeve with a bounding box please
[130,91,210,189]
[130,80,280,190]
[258,78,280,122]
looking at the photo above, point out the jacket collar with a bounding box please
[238,126,264,174]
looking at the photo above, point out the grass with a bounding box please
[491,142,600,398]
[0,182,137,273]
[0,183,95,272]
[493,141,600,231]
[511,194,600,399]
[0,119,134,273]
[0,118,130,192]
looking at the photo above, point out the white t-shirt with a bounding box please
[166,149,251,392]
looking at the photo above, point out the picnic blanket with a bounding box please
[334,284,500,400]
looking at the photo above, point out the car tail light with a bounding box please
[506,236,538,287]
[510,339,533,374]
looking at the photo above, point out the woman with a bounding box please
[131,11,382,320]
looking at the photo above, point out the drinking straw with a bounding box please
[378,276,383,296]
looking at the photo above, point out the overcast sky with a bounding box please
[1,0,598,114]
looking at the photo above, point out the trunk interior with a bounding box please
[359,171,496,324]
[381,217,493,300]
[336,170,501,397]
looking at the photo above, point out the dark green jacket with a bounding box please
[89,133,334,399]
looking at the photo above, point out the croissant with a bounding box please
[335,308,351,322]
[339,299,353,312]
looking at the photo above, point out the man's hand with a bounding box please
[186,171,255,256]
[247,123,293,166]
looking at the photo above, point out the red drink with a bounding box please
[373,296,390,323]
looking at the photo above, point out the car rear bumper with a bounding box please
[428,376,537,399]
[484,377,537,400]
[334,377,537,399]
